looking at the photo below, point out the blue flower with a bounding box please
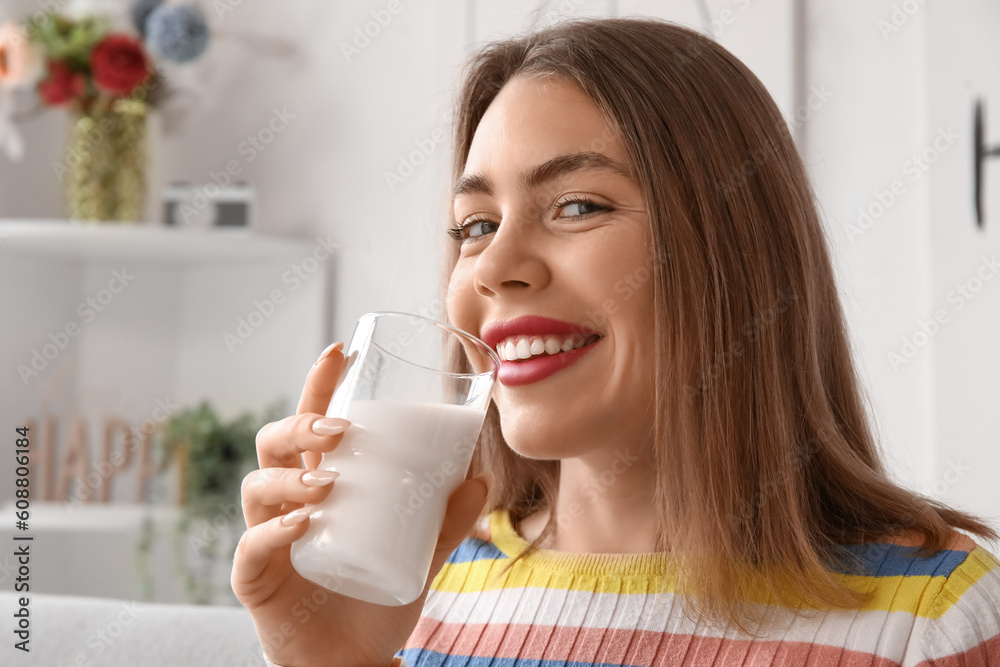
[146,5,210,63]
[131,0,164,38]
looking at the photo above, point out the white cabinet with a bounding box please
[0,219,334,601]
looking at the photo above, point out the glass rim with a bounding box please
[360,311,500,378]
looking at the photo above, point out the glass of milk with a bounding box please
[290,312,499,606]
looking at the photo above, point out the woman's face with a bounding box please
[447,75,656,460]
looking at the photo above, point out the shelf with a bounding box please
[0,219,321,264]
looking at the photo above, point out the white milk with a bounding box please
[290,399,486,606]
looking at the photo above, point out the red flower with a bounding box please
[37,61,86,106]
[90,34,150,96]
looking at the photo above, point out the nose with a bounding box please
[473,218,551,297]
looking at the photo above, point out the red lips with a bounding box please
[480,316,602,387]
[479,316,600,349]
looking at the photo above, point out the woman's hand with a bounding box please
[232,342,493,667]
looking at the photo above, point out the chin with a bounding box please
[498,413,579,462]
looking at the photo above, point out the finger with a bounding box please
[425,472,494,592]
[256,414,350,470]
[241,468,340,527]
[232,507,315,596]
[297,342,347,417]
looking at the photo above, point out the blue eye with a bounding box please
[448,218,498,242]
[466,220,498,237]
[558,198,610,218]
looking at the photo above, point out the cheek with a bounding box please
[446,261,477,329]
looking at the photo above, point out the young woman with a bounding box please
[233,18,1000,667]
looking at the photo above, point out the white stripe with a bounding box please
[424,586,927,661]
[900,567,1000,666]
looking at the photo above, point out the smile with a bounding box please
[494,333,601,362]
[495,336,600,386]
[480,316,603,386]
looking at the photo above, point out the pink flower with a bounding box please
[0,22,44,87]
[90,34,150,96]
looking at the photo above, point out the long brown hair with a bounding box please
[443,17,996,633]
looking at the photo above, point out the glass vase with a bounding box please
[65,98,148,223]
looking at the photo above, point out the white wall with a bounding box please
[802,0,999,546]
[927,0,1000,529]
[802,0,935,487]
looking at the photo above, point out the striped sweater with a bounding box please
[398,509,1000,666]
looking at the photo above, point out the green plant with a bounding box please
[138,398,286,604]
[161,399,284,515]
[29,12,109,65]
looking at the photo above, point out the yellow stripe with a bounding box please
[430,544,1000,619]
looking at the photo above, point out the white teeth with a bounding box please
[544,336,561,355]
[495,334,596,361]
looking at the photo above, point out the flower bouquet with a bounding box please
[0,1,211,222]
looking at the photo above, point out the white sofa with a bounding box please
[0,591,264,666]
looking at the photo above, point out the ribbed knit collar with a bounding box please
[488,509,674,577]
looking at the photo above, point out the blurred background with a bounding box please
[0,0,997,611]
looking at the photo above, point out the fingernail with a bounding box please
[302,470,340,486]
[312,417,350,436]
[281,507,312,526]
[314,342,344,366]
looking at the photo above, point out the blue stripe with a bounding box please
[401,648,647,667]
[829,542,970,578]
[445,535,969,577]
[445,537,510,564]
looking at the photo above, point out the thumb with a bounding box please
[426,471,494,584]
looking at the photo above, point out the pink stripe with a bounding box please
[406,619,909,666]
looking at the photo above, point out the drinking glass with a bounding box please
[290,312,498,605]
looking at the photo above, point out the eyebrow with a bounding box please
[452,151,632,199]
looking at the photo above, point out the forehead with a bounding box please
[463,75,625,171]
